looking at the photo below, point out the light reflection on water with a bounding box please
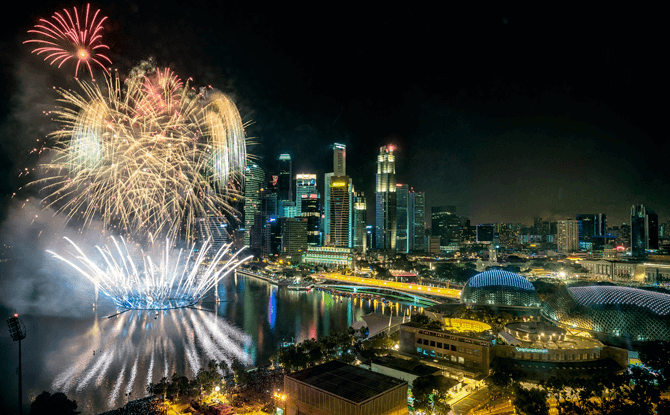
[2,273,430,414]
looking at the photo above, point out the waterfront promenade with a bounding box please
[313,273,462,300]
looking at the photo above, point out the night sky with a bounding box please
[1,2,667,227]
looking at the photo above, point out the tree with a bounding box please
[513,385,549,415]
[29,391,80,415]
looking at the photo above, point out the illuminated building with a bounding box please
[281,217,308,259]
[557,219,579,252]
[301,194,321,246]
[577,213,607,250]
[333,143,346,176]
[408,189,426,252]
[295,174,317,216]
[395,183,409,252]
[498,223,522,248]
[461,270,542,310]
[284,360,408,415]
[431,206,459,251]
[302,246,354,268]
[375,145,397,250]
[631,204,659,255]
[278,153,292,202]
[329,176,350,247]
[243,163,265,245]
[324,144,346,246]
[543,285,670,342]
[353,191,367,252]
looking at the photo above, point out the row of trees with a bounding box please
[146,359,249,403]
[270,330,356,371]
[411,374,452,415]
[485,340,670,415]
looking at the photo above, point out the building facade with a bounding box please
[409,189,426,252]
[395,183,409,253]
[431,206,460,251]
[329,176,351,248]
[375,145,397,251]
[557,219,579,252]
[631,204,659,255]
[244,163,265,245]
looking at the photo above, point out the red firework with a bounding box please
[25,3,112,79]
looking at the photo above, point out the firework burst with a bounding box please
[34,63,247,243]
[25,3,112,79]
[48,237,252,310]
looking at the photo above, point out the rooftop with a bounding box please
[286,360,406,404]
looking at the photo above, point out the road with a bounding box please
[313,273,461,300]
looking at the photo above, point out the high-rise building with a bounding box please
[576,214,607,250]
[281,217,308,259]
[301,194,321,246]
[333,143,346,176]
[375,145,397,250]
[631,205,659,255]
[353,191,367,252]
[431,206,459,251]
[295,174,318,216]
[557,219,579,252]
[395,183,409,253]
[278,154,292,202]
[459,217,477,245]
[409,189,426,252]
[329,176,351,247]
[323,172,334,245]
[243,163,265,245]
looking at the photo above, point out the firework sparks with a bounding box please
[48,237,252,310]
[25,3,112,79]
[35,63,247,243]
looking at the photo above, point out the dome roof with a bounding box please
[461,270,541,308]
[568,286,670,316]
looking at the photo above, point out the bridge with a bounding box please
[313,273,462,301]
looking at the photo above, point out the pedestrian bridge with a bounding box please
[313,273,462,301]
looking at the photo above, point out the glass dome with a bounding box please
[461,270,542,308]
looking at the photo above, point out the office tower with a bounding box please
[333,143,346,176]
[409,189,426,252]
[576,214,607,250]
[353,192,367,252]
[631,204,659,255]
[476,224,495,243]
[281,217,308,258]
[329,176,350,247]
[295,174,317,216]
[431,206,459,250]
[278,154,292,202]
[498,223,522,248]
[195,216,229,257]
[557,219,579,252]
[243,163,265,245]
[396,183,409,253]
[323,172,334,244]
[301,194,321,246]
[375,145,397,250]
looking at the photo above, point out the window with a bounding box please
[437,342,442,348]
[430,341,436,347]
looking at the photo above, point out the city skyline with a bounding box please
[0,4,667,228]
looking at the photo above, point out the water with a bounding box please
[0,273,425,414]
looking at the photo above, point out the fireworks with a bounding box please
[25,3,112,79]
[35,63,247,243]
[48,237,252,310]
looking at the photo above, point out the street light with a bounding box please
[273,392,287,414]
[7,314,26,415]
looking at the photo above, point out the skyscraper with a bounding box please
[431,206,459,251]
[395,183,409,253]
[278,154,292,202]
[330,176,350,247]
[557,219,579,252]
[375,145,397,250]
[353,191,367,252]
[333,143,346,176]
[195,216,229,257]
[295,174,318,217]
[576,213,607,250]
[244,163,265,245]
[631,204,659,255]
[301,194,321,246]
[409,189,426,252]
